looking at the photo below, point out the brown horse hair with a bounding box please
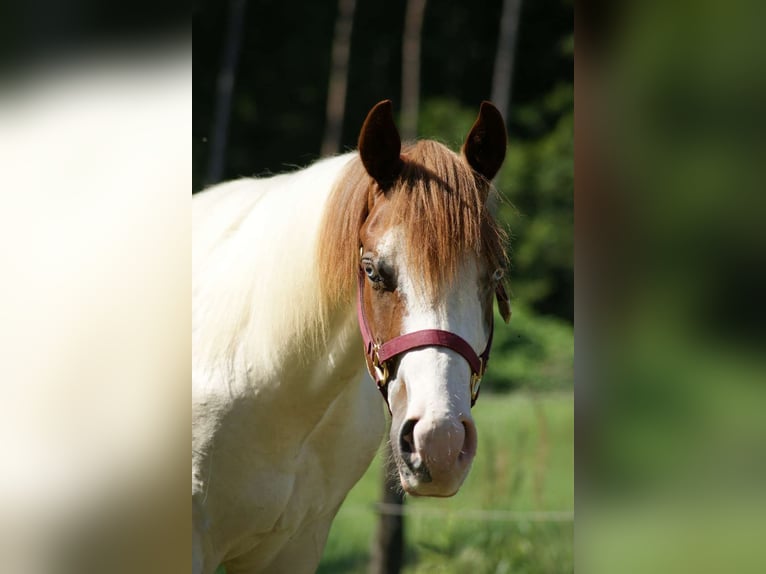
[317,140,509,310]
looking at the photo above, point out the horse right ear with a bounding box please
[358,100,403,185]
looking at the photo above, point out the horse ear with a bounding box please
[462,101,507,181]
[358,100,402,185]
[496,283,512,324]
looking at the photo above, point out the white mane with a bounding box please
[192,152,357,389]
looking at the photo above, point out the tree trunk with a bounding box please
[370,441,405,574]
[400,0,427,140]
[491,0,523,121]
[206,0,248,186]
[321,0,357,157]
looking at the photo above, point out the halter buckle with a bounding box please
[371,344,389,388]
[470,357,484,403]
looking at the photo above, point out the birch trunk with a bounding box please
[400,0,427,140]
[491,0,523,120]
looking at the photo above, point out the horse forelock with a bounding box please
[318,139,509,307]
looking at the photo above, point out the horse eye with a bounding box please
[362,259,386,285]
[492,268,504,282]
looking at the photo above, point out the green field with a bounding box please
[318,392,574,573]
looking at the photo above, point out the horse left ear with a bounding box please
[358,100,403,185]
[462,101,507,181]
[496,283,512,324]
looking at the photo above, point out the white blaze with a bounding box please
[376,229,486,421]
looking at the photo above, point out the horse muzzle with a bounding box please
[393,412,477,496]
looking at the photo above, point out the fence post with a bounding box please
[369,442,404,574]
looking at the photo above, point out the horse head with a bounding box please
[350,100,510,496]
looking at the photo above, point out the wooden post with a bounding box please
[370,441,405,574]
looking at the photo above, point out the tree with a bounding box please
[206,0,248,186]
[321,0,357,157]
[400,0,427,140]
[491,0,523,120]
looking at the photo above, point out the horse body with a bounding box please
[193,101,509,573]
[193,154,385,573]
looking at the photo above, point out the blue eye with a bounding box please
[362,258,382,283]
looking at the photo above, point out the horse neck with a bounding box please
[193,152,364,401]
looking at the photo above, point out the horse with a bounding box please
[192,100,511,574]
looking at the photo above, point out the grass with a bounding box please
[318,391,574,573]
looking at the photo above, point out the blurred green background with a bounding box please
[580,1,766,573]
[195,0,573,571]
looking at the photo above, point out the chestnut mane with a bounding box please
[318,139,508,307]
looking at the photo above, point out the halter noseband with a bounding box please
[356,267,499,411]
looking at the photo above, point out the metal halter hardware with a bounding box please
[356,267,495,411]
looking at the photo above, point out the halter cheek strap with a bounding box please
[356,267,496,410]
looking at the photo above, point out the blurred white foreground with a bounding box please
[0,49,190,574]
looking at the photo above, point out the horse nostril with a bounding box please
[399,418,418,455]
[398,418,431,481]
[460,418,478,460]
